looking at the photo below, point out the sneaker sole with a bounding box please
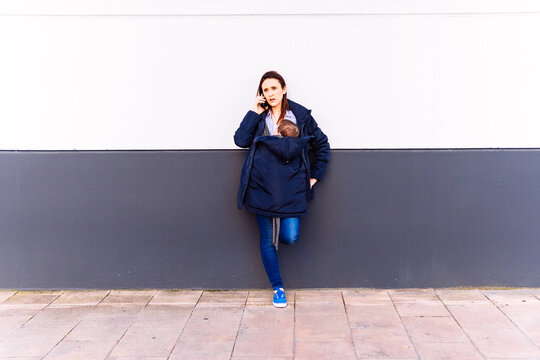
[273,302,287,308]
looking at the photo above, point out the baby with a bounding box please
[277,120,299,138]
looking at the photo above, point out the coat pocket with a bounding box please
[308,187,315,200]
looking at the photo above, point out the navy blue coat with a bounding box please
[234,99,330,216]
[244,135,312,217]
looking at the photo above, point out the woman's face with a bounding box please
[261,78,287,108]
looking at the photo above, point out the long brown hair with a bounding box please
[257,71,290,124]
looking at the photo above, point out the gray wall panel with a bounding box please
[1,150,539,289]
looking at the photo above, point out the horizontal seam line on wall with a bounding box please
[2,148,540,153]
[1,11,540,17]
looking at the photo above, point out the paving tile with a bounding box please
[109,327,180,357]
[446,303,515,329]
[100,290,156,305]
[179,306,244,342]
[188,304,245,320]
[246,290,273,306]
[464,328,540,358]
[234,306,294,357]
[0,291,17,303]
[394,302,451,317]
[0,315,33,330]
[0,305,44,316]
[523,329,540,348]
[232,327,294,357]
[295,290,343,303]
[485,302,540,346]
[295,312,351,342]
[0,328,16,340]
[21,306,93,329]
[231,357,292,360]
[342,289,393,305]
[435,289,489,304]
[498,302,540,318]
[350,327,417,358]
[180,318,239,342]
[2,291,62,306]
[345,304,403,329]
[197,290,248,306]
[77,305,144,329]
[388,288,439,302]
[0,326,70,357]
[0,314,34,340]
[401,316,468,343]
[108,357,168,360]
[49,290,109,307]
[294,340,356,360]
[241,305,294,329]
[63,320,129,342]
[149,290,202,306]
[169,339,234,360]
[497,302,540,326]
[482,289,540,305]
[129,305,192,329]
[42,339,116,360]
[413,342,482,360]
[86,304,144,318]
[295,302,346,315]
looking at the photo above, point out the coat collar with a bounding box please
[286,99,311,128]
[262,99,311,129]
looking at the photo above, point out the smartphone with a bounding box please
[258,93,269,109]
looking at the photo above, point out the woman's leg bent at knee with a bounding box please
[279,217,300,245]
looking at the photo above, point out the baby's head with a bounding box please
[277,120,299,138]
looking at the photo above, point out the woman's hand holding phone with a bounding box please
[253,94,268,114]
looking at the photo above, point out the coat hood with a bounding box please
[253,135,312,162]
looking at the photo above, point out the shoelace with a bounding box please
[274,288,285,299]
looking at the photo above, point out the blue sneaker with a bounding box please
[273,286,287,308]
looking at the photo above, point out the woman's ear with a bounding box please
[283,85,287,95]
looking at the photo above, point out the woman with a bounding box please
[234,71,330,308]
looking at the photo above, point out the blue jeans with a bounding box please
[256,214,300,288]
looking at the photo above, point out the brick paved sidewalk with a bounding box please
[0,288,540,359]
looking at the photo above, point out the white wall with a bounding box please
[1,1,539,150]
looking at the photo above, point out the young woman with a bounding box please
[234,70,330,308]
